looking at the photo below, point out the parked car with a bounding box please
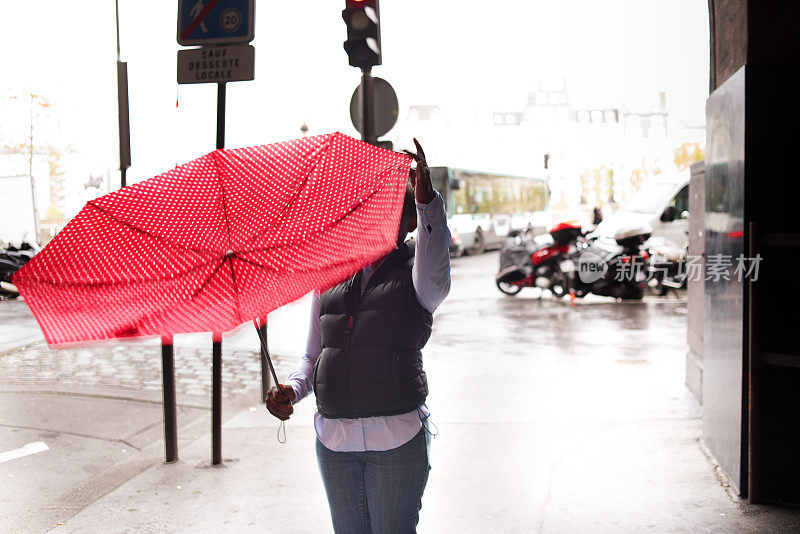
[594,174,690,249]
[449,232,465,258]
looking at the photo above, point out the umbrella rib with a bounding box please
[191,259,227,301]
[240,186,382,254]
[230,205,395,278]
[16,256,222,287]
[242,135,333,247]
[87,202,219,256]
[116,259,229,336]
[232,253,364,275]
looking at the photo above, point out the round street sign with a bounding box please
[350,77,399,138]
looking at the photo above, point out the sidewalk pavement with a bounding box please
[9,253,800,533]
[1,295,312,532]
[47,293,800,533]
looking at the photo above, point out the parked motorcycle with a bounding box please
[495,222,581,298]
[1,242,37,299]
[570,225,652,300]
[646,233,689,296]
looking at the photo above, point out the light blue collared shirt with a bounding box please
[285,192,451,452]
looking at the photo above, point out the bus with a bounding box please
[430,167,549,254]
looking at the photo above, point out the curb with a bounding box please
[10,385,266,534]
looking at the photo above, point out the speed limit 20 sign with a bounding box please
[177,0,254,46]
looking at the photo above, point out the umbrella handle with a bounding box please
[253,320,289,445]
[277,420,286,444]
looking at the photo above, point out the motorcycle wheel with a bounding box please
[549,271,571,299]
[619,283,645,300]
[496,279,523,296]
[647,273,668,296]
[550,281,568,298]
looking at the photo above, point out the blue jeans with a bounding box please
[316,428,431,533]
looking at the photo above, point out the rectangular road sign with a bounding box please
[177,45,255,84]
[177,0,254,46]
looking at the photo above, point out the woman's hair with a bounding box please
[396,182,417,245]
[402,182,416,221]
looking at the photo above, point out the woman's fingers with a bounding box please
[267,398,293,420]
[403,149,421,162]
[412,138,426,161]
[265,385,294,420]
[277,384,296,403]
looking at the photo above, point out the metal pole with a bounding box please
[216,82,226,150]
[211,80,226,465]
[28,94,40,244]
[115,0,130,188]
[161,336,178,463]
[360,68,374,144]
[212,333,222,465]
[259,321,271,402]
[117,61,131,188]
[114,0,121,60]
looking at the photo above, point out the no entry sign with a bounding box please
[177,0,254,46]
[177,44,255,84]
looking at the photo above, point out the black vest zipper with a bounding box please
[343,272,361,417]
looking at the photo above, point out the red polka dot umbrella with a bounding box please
[14,132,412,345]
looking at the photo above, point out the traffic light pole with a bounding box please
[361,68,375,144]
[216,82,226,149]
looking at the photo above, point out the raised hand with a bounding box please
[403,138,435,204]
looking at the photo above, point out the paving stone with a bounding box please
[0,343,293,400]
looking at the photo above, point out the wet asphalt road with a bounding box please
[10,250,799,533]
[0,249,690,530]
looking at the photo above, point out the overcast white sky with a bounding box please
[3,0,709,189]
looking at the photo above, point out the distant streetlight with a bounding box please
[116,0,131,188]
[27,93,50,244]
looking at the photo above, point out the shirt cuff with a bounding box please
[415,191,447,228]
[283,377,304,404]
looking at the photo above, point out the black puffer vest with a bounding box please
[314,241,433,419]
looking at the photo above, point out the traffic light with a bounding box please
[342,0,381,68]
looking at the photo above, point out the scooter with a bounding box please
[570,224,652,300]
[646,232,689,296]
[0,242,37,299]
[495,222,581,298]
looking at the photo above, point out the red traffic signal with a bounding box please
[343,0,381,68]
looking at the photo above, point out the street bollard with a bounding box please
[212,332,222,465]
[161,335,178,463]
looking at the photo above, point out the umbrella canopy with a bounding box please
[15,132,412,345]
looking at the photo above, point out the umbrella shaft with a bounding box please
[254,321,280,388]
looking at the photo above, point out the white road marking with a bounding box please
[0,441,49,464]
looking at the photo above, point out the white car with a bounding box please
[595,174,690,248]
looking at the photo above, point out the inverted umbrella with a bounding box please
[14,132,412,344]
